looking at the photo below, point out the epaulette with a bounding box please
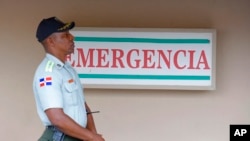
[45,60,55,72]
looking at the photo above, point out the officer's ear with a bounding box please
[46,35,56,47]
[41,37,54,52]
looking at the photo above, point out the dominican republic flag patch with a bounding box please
[39,76,52,87]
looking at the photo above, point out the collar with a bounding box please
[45,53,65,69]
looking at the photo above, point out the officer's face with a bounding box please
[50,31,75,55]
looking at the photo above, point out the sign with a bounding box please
[68,28,216,90]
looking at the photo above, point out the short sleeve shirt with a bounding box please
[33,53,87,127]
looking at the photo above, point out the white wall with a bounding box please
[0,0,249,141]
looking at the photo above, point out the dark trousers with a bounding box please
[38,126,81,141]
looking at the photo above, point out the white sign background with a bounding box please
[69,28,216,90]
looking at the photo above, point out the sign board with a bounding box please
[68,27,216,90]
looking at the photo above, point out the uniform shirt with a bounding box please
[33,53,87,127]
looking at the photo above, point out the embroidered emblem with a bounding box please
[39,76,52,87]
[58,23,71,31]
[68,79,74,83]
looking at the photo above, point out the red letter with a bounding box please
[76,48,95,67]
[196,50,210,69]
[127,49,141,68]
[111,49,125,68]
[96,49,109,68]
[142,50,155,68]
[157,50,172,69]
[187,50,195,69]
[174,50,186,69]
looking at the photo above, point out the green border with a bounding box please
[78,74,210,80]
[75,37,210,44]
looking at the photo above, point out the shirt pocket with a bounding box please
[64,81,78,92]
[63,82,79,106]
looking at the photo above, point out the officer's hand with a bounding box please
[89,133,105,141]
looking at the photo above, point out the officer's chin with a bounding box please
[69,48,75,54]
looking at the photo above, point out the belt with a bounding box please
[47,125,58,130]
[47,125,65,141]
[46,126,81,141]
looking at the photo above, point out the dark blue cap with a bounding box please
[36,17,75,42]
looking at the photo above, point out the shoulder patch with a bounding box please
[45,60,55,72]
[39,76,52,87]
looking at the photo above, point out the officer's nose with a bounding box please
[69,33,74,41]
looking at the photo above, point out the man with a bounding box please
[33,16,105,141]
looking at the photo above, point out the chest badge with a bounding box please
[68,78,74,83]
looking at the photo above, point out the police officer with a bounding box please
[33,17,105,141]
